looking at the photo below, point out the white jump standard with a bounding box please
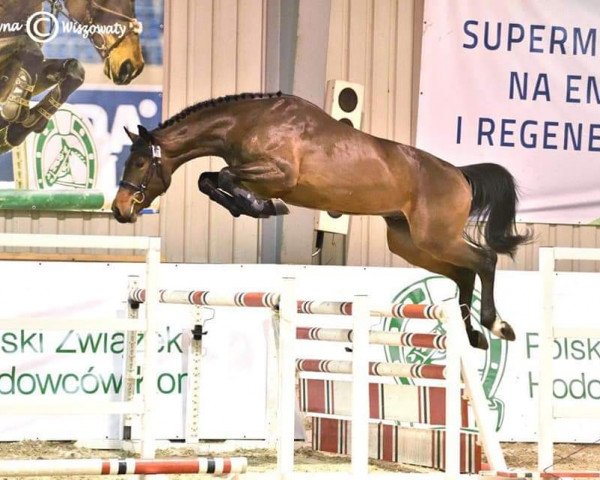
[129,282,507,477]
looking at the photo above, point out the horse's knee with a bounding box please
[62,59,85,87]
[198,172,218,193]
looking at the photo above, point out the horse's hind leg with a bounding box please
[409,211,515,342]
[385,216,489,349]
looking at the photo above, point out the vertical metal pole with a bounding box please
[140,237,161,458]
[442,300,462,478]
[277,277,296,479]
[123,275,140,442]
[351,294,370,477]
[538,248,556,471]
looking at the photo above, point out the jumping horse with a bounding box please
[111,92,531,350]
[0,0,144,153]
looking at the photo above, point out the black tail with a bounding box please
[459,163,532,257]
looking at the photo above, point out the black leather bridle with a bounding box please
[48,0,143,60]
[119,144,168,205]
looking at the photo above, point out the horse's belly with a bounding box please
[281,183,408,216]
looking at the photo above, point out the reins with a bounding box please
[46,0,142,60]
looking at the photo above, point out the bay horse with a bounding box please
[0,0,144,153]
[111,92,531,350]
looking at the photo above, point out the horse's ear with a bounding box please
[124,127,139,143]
[138,125,151,141]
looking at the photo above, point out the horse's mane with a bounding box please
[157,91,284,130]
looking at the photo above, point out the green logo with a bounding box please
[383,275,508,430]
[34,109,96,189]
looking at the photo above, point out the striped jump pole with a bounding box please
[129,288,445,320]
[296,326,448,349]
[0,457,247,477]
[296,358,446,380]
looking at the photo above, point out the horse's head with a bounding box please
[112,125,171,223]
[64,0,145,85]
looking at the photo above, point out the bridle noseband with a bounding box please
[119,144,167,205]
[48,0,143,60]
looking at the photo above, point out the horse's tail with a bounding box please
[459,163,532,258]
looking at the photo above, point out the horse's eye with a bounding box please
[135,159,145,168]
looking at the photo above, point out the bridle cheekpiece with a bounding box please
[119,136,167,205]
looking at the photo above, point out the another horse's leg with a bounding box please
[3,58,85,149]
[0,43,43,123]
[21,58,85,133]
[0,58,20,103]
[217,168,289,218]
[408,206,515,342]
[0,42,43,153]
[385,216,488,349]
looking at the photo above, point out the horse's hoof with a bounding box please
[491,317,516,341]
[468,330,489,350]
[270,199,290,215]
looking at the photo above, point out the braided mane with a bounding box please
[157,91,284,130]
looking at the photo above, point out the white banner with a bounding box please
[417,1,600,224]
[0,262,599,443]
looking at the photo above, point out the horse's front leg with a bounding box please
[216,168,289,218]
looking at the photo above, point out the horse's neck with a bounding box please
[154,107,238,169]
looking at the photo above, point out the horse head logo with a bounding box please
[44,138,88,188]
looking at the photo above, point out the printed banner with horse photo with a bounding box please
[0,0,163,212]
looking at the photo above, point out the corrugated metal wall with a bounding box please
[2,0,600,271]
[159,0,266,263]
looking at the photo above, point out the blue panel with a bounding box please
[67,88,163,185]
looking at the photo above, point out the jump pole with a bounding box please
[0,457,248,476]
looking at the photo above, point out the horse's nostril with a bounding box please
[117,60,134,84]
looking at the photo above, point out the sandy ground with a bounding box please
[0,440,598,479]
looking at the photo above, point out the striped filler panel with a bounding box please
[296,359,446,379]
[0,457,247,476]
[296,327,447,350]
[312,418,480,473]
[299,379,470,426]
[481,472,600,479]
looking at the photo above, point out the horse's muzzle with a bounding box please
[112,203,136,224]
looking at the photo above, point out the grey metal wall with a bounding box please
[2,0,599,271]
